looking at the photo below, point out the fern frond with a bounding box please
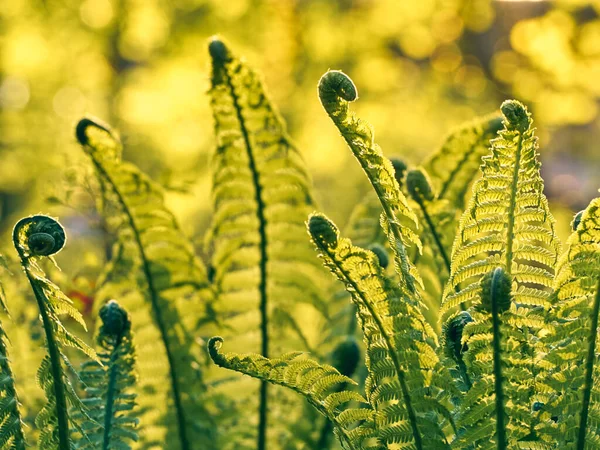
[208,337,370,450]
[318,70,422,295]
[441,100,560,320]
[75,300,138,449]
[0,262,26,450]
[206,37,329,449]
[422,114,502,209]
[542,198,600,448]
[76,119,215,450]
[441,101,560,447]
[12,216,96,450]
[308,213,454,449]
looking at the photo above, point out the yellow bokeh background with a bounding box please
[0,0,599,272]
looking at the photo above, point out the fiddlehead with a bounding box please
[13,215,95,450]
[76,300,139,450]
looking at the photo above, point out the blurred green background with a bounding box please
[1,0,599,302]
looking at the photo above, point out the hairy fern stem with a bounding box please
[577,278,600,450]
[88,160,190,450]
[220,55,270,450]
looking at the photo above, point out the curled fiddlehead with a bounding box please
[76,299,139,450]
[13,215,95,450]
[13,215,66,259]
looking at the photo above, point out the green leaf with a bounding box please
[76,118,215,450]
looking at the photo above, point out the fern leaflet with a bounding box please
[543,197,600,448]
[208,337,369,450]
[76,119,215,450]
[308,213,454,449]
[12,215,96,450]
[0,261,26,450]
[206,37,328,449]
[75,300,138,449]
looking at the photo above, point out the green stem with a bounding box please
[221,60,270,450]
[103,334,123,450]
[415,198,451,273]
[490,268,507,450]
[576,279,600,450]
[88,160,190,450]
[504,133,523,275]
[322,246,423,450]
[23,265,70,450]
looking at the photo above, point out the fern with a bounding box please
[318,70,422,298]
[206,37,328,449]
[75,300,138,449]
[441,100,561,447]
[208,337,369,450]
[0,259,26,450]
[422,114,503,209]
[542,197,600,448]
[441,100,560,319]
[308,213,454,449]
[12,215,96,450]
[75,119,215,450]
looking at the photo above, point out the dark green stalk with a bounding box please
[86,160,190,450]
[576,279,600,450]
[219,57,270,450]
[21,265,70,450]
[490,268,507,450]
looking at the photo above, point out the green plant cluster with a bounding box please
[0,38,598,450]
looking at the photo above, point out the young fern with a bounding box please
[76,119,215,450]
[12,216,96,450]
[208,337,369,450]
[75,300,138,449]
[206,37,328,449]
[441,100,560,319]
[543,197,600,448]
[308,213,454,449]
[0,263,26,450]
[318,70,422,295]
[441,100,560,447]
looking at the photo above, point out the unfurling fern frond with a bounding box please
[308,213,454,449]
[422,114,503,209]
[75,300,138,449]
[542,197,600,449]
[208,337,370,450]
[441,100,560,320]
[13,215,97,450]
[450,267,514,449]
[76,119,215,450]
[441,100,560,448]
[206,37,329,449]
[318,70,422,295]
[0,261,26,450]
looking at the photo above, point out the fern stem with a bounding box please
[415,198,451,273]
[23,268,70,450]
[321,246,424,450]
[576,278,600,450]
[88,160,191,450]
[490,268,507,450]
[220,57,270,450]
[504,132,523,275]
[102,333,124,450]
